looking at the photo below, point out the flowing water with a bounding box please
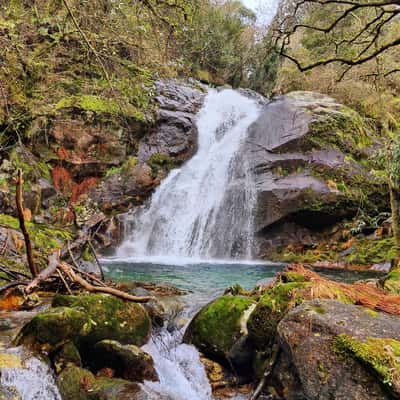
[104,258,284,400]
[111,89,268,399]
[117,89,261,260]
[0,346,62,399]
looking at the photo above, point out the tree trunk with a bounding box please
[390,183,400,270]
[16,169,39,277]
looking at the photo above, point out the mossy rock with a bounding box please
[15,307,90,349]
[53,341,82,373]
[91,340,158,382]
[57,365,144,400]
[57,365,98,400]
[333,334,400,396]
[275,300,400,399]
[184,295,256,363]
[247,281,309,350]
[52,294,151,347]
[383,269,400,295]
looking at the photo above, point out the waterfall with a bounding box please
[117,89,261,261]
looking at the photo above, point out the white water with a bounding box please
[117,89,261,261]
[140,329,213,400]
[0,347,62,399]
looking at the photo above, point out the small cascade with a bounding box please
[0,346,62,400]
[140,329,213,400]
[117,89,261,260]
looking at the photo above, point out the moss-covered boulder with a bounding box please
[184,295,256,373]
[247,280,309,350]
[15,307,90,350]
[274,299,400,399]
[52,294,151,347]
[90,340,158,382]
[57,365,152,400]
[15,294,151,355]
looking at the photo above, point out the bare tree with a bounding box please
[273,0,400,79]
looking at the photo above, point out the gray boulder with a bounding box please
[273,299,400,399]
[246,91,385,257]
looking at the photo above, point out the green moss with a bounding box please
[82,245,94,262]
[57,365,96,400]
[281,271,309,283]
[247,281,309,349]
[383,269,400,295]
[312,305,327,315]
[105,156,139,179]
[148,153,177,176]
[15,307,90,347]
[55,95,145,120]
[333,334,400,388]
[365,309,379,318]
[0,214,20,229]
[52,294,151,347]
[188,295,256,357]
[0,214,73,263]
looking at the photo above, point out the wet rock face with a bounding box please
[274,300,400,399]
[87,79,205,214]
[138,79,205,163]
[246,91,385,257]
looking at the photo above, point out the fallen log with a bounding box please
[58,262,154,303]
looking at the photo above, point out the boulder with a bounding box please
[87,79,205,213]
[184,295,256,375]
[53,342,82,373]
[52,294,151,347]
[274,300,400,399]
[246,91,386,258]
[15,294,151,353]
[57,365,163,400]
[15,307,90,350]
[91,340,158,382]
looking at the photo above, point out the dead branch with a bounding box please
[25,251,60,294]
[0,281,27,293]
[67,241,106,287]
[56,269,72,295]
[16,169,39,277]
[58,262,154,303]
[87,239,105,281]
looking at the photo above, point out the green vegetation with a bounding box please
[187,295,256,357]
[148,153,177,176]
[333,334,400,389]
[247,280,309,348]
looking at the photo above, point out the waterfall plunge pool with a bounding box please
[102,258,284,311]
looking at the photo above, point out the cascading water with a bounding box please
[0,346,62,399]
[117,89,261,261]
[110,89,263,400]
[139,329,213,400]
